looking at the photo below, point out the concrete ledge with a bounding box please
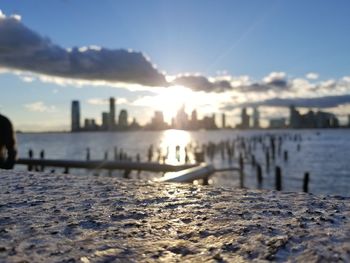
[0,170,349,262]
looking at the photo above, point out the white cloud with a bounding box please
[21,76,35,83]
[78,45,102,53]
[118,98,129,104]
[87,98,108,105]
[10,14,21,21]
[306,72,319,80]
[0,10,6,19]
[87,97,129,106]
[263,72,286,83]
[0,10,21,21]
[24,101,56,113]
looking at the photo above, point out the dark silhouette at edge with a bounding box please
[0,114,17,169]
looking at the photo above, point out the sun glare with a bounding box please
[156,85,194,121]
[160,129,192,164]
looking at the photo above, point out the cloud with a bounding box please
[24,101,56,112]
[171,74,233,92]
[0,11,167,87]
[87,98,108,105]
[87,97,129,105]
[20,75,35,82]
[306,72,319,80]
[239,94,350,109]
[262,72,288,87]
[234,72,290,93]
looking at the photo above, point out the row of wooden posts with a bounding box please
[238,154,310,192]
[22,132,311,193]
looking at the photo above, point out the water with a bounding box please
[16,129,350,197]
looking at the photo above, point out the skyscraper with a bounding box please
[118,109,128,129]
[241,108,250,129]
[222,113,226,128]
[109,97,116,130]
[151,111,166,129]
[102,112,109,130]
[71,100,80,132]
[191,109,198,130]
[253,107,260,129]
[174,105,189,129]
[289,105,301,128]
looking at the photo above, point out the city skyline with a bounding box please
[70,97,347,132]
[1,2,350,131]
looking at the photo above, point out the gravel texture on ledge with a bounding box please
[0,170,349,262]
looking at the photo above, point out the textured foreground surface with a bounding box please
[0,170,349,262]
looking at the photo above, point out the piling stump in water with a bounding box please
[239,153,244,188]
[284,150,288,162]
[86,148,90,161]
[265,150,270,171]
[275,166,282,191]
[28,149,33,171]
[251,154,256,167]
[256,164,263,189]
[39,150,45,172]
[194,151,205,163]
[303,172,310,193]
[124,170,131,179]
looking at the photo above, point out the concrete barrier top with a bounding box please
[0,170,349,262]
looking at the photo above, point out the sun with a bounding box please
[155,85,194,121]
[133,84,227,124]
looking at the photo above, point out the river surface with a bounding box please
[16,129,350,196]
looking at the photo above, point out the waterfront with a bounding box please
[16,129,350,197]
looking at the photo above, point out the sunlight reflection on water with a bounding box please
[160,129,193,165]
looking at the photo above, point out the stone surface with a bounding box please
[0,170,349,262]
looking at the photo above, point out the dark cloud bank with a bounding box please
[222,95,350,111]
[0,14,286,93]
[172,75,232,92]
[0,16,166,86]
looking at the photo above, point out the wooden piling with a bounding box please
[303,172,310,193]
[86,148,90,161]
[275,166,282,191]
[39,150,45,172]
[251,154,256,167]
[239,153,244,188]
[114,147,118,161]
[28,149,33,171]
[124,170,131,179]
[265,150,270,171]
[257,163,263,189]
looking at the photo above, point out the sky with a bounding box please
[0,0,350,131]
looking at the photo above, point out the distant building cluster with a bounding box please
[236,105,341,129]
[236,107,260,129]
[71,97,140,132]
[145,105,218,130]
[71,98,346,132]
[289,105,339,129]
[71,99,219,132]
